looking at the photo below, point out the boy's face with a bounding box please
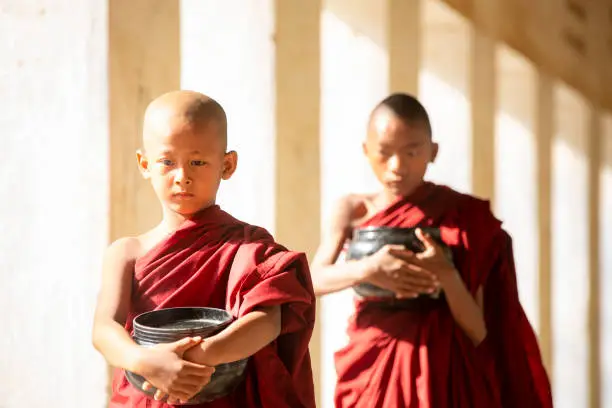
[137,119,237,217]
[363,110,437,197]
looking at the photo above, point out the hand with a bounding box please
[137,337,215,404]
[410,228,458,286]
[362,244,439,298]
[183,338,219,366]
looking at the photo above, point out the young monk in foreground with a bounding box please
[312,93,552,407]
[92,90,316,408]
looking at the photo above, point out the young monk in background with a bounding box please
[311,93,552,407]
[92,90,316,408]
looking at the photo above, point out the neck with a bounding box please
[380,180,427,205]
[160,202,216,232]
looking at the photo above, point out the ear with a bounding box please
[221,150,238,180]
[430,142,439,163]
[136,149,151,179]
[361,140,369,157]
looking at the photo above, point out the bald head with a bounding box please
[368,93,432,139]
[143,90,228,151]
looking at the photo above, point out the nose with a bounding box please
[174,166,192,185]
[387,154,403,173]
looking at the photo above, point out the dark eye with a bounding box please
[160,159,173,166]
[191,160,207,166]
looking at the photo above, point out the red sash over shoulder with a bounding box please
[334,182,552,408]
[110,205,316,408]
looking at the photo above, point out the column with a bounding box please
[420,0,472,192]
[108,0,181,397]
[388,0,422,94]
[551,83,590,408]
[274,2,322,405]
[494,46,540,331]
[0,1,109,406]
[320,0,422,406]
[536,71,554,374]
[109,0,180,239]
[180,1,322,403]
[470,30,496,201]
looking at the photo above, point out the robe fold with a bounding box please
[109,205,316,408]
[334,182,552,408]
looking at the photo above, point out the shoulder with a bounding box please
[435,185,498,222]
[105,236,141,259]
[331,193,375,229]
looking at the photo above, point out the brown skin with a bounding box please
[311,107,487,345]
[92,91,282,404]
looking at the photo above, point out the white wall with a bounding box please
[180,0,276,233]
[0,1,109,407]
[551,84,590,408]
[494,47,540,331]
[600,114,612,408]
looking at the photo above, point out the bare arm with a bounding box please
[91,237,143,372]
[411,229,486,344]
[440,274,486,344]
[184,305,281,366]
[92,238,213,403]
[311,196,372,296]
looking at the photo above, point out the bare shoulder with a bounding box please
[104,236,142,263]
[329,193,373,232]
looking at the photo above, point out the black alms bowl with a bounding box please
[126,307,248,405]
[346,227,453,298]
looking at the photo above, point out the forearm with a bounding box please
[92,318,143,373]
[441,272,487,345]
[312,259,370,296]
[187,306,282,366]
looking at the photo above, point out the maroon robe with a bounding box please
[334,182,552,408]
[109,205,316,408]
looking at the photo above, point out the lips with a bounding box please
[172,192,194,198]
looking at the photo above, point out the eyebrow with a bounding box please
[158,149,204,155]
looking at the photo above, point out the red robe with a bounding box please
[334,182,552,408]
[109,205,316,408]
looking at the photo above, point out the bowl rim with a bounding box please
[133,306,233,334]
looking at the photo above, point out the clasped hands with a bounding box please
[362,228,457,299]
[136,336,215,404]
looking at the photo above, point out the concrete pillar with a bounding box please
[320,0,422,406]
[107,0,181,399]
[536,71,554,376]
[109,0,180,239]
[0,1,109,406]
[388,0,422,94]
[470,29,496,201]
[494,46,540,331]
[180,1,322,404]
[551,83,590,408]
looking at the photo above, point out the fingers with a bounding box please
[183,361,216,377]
[143,381,202,404]
[415,228,438,252]
[153,389,167,401]
[170,336,203,354]
[179,374,213,388]
[386,246,415,261]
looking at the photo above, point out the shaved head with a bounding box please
[368,93,432,139]
[143,90,228,152]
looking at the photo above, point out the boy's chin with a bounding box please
[166,202,207,217]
